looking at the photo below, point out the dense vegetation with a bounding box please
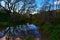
[0,9,60,40]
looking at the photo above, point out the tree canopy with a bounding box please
[0,0,37,14]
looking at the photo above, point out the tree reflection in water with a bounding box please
[0,25,28,40]
[0,24,41,40]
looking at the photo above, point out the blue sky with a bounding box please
[36,0,43,7]
[1,0,43,12]
[1,0,60,11]
[1,0,42,7]
[36,0,59,9]
[0,0,56,7]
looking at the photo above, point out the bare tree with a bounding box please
[0,0,36,14]
[40,0,51,11]
[18,0,36,14]
[4,0,19,11]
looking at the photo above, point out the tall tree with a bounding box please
[1,0,36,14]
[18,0,36,14]
[40,0,51,11]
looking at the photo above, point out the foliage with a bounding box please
[0,9,60,40]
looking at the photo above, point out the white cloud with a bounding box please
[1,1,5,7]
[54,1,60,5]
[31,12,37,15]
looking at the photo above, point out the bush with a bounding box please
[41,22,60,40]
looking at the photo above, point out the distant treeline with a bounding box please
[0,9,60,28]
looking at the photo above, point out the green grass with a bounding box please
[41,22,60,40]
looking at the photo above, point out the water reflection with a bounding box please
[0,25,26,40]
[0,24,41,40]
